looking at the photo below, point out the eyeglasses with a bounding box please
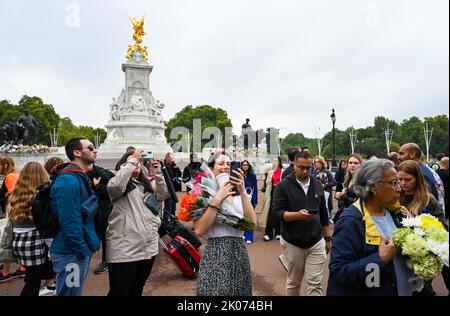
[378,180,401,187]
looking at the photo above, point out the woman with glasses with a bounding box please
[398,160,447,296]
[328,159,415,296]
[260,157,284,241]
[241,160,258,244]
[106,149,169,296]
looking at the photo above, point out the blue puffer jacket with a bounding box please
[327,201,400,296]
[50,163,100,259]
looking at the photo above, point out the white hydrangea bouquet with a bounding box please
[392,214,449,280]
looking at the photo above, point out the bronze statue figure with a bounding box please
[17,109,42,145]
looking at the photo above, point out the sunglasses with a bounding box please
[79,144,96,152]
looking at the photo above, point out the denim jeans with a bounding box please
[51,253,91,296]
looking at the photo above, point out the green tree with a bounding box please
[17,95,61,145]
[165,105,233,151]
[57,118,107,147]
[0,95,106,147]
[397,116,425,149]
[424,115,449,158]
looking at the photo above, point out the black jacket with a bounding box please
[164,162,182,192]
[334,169,346,192]
[272,173,329,249]
[87,165,115,237]
[182,162,201,193]
[281,163,294,180]
[182,162,201,183]
[0,181,7,218]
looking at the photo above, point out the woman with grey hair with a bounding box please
[327,159,414,296]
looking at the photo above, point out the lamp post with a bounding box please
[330,108,337,171]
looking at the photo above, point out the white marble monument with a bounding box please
[96,15,170,168]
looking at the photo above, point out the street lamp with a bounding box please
[330,108,337,171]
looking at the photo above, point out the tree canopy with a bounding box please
[279,115,449,159]
[2,96,447,160]
[0,96,106,146]
[165,105,233,151]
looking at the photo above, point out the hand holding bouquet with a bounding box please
[178,163,256,232]
[392,213,449,280]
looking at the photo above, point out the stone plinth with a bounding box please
[96,50,171,168]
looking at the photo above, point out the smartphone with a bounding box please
[307,208,319,215]
[230,161,241,176]
[229,161,242,196]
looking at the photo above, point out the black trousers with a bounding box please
[265,188,280,238]
[107,257,156,296]
[94,209,111,264]
[21,260,55,296]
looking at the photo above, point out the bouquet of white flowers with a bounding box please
[392,214,449,280]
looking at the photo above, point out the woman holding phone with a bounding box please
[193,151,256,296]
[106,149,170,296]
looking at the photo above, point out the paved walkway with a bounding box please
[0,224,447,296]
[1,186,447,296]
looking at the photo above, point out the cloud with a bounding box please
[0,0,448,137]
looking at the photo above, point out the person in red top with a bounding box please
[0,156,25,282]
[261,157,284,241]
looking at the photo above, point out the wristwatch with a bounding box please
[324,236,332,242]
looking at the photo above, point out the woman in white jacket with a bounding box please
[106,149,169,296]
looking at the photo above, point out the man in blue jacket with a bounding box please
[50,137,100,296]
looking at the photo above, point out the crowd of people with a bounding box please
[0,138,449,296]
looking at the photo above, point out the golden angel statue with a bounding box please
[127,13,146,44]
[125,13,149,61]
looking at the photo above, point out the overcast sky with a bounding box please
[0,0,448,138]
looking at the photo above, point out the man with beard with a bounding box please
[50,137,100,296]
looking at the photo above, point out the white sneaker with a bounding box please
[39,285,56,296]
[275,235,281,240]
[263,235,271,241]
